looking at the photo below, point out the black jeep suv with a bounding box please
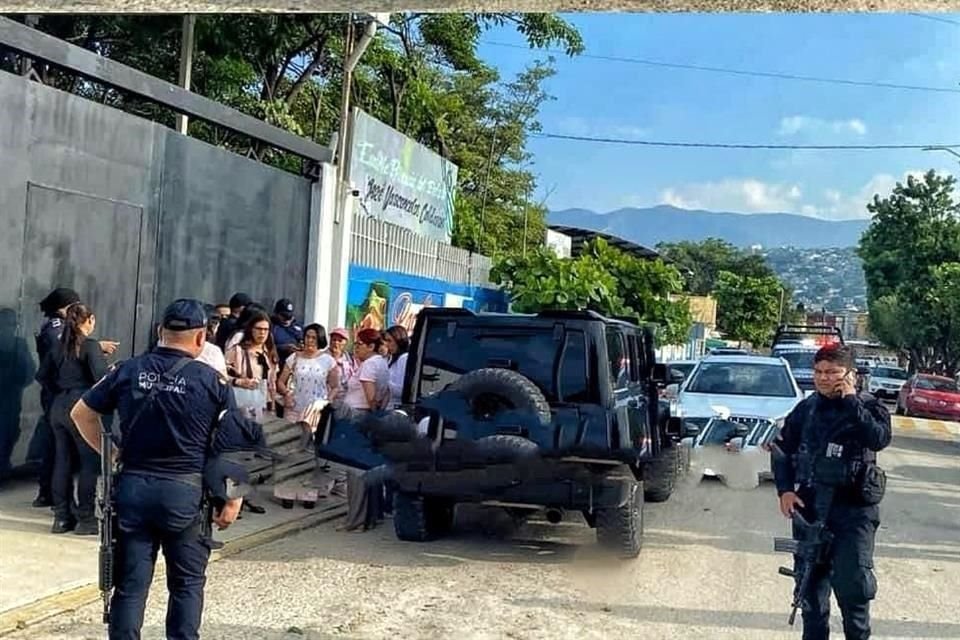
[315,308,682,558]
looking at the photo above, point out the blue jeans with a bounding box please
[110,473,210,640]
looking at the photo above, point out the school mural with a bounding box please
[345,264,508,339]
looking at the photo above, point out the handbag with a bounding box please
[230,347,268,419]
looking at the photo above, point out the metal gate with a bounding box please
[0,19,334,470]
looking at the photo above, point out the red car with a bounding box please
[896,374,960,421]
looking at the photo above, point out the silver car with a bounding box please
[673,355,805,483]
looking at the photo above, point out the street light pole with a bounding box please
[922,146,960,165]
[334,14,384,223]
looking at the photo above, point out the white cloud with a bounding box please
[553,116,650,139]
[804,169,953,220]
[653,169,955,221]
[658,178,803,213]
[778,115,868,137]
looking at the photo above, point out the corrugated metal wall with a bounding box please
[351,212,495,287]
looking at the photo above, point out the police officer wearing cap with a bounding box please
[70,299,243,640]
[30,287,82,507]
[271,298,303,365]
[772,344,892,640]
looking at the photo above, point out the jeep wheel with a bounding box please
[451,368,551,425]
[644,442,679,503]
[393,492,454,541]
[595,480,644,558]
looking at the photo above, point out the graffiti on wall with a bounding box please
[346,282,439,337]
[345,265,509,340]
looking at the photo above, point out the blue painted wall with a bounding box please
[344,264,508,336]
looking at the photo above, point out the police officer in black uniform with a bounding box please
[30,287,81,507]
[772,343,892,640]
[69,299,244,640]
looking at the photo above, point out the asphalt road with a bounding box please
[11,416,959,640]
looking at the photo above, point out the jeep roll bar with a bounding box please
[773,324,844,346]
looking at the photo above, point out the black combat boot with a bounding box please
[73,518,99,536]
[33,492,53,508]
[51,518,76,534]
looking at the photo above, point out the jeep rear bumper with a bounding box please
[390,461,636,511]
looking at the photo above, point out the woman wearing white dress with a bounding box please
[277,324,339,445]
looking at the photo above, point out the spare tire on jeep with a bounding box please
[450,368,552,426]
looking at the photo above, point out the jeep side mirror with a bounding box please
[652,363,669,384]
[666,416,683,438]
[681,420,701,438]
[665,383,680,397]
[670,369,686,384]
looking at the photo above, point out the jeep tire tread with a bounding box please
[595,480,644,558]
[644,442,679,503]
[393,492,454,542]
[473,435,539,464]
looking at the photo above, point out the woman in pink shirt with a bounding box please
[225,310,280,422]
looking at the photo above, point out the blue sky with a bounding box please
[476,13,960,219]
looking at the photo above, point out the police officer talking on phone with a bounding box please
[70,299,243,640]
[772,343,892,640]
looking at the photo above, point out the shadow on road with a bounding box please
[236,505,590,569]
[507,596,960,638]
[888,464,960,487]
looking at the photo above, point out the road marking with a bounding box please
[894,415,960,441]
[928,420,953,438]
[893,416,916,431]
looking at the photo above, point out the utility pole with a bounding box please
[174,15,196,136]
[20,15,39,79]
[334,13,384,223]
[477,129,498,254]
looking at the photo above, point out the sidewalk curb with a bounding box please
[0,505,345,637]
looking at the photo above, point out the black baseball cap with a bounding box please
[229,293,252,309]
[39,287,80,314]
[274,298,295,319]
[162,299,207,331]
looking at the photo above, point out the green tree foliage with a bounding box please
[490,239,693,345]
[655,238,774,296]
[6,14,582,254]
[712,271,783,348]
[656,237,799,331]
[858,171,960,374]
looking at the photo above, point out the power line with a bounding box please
[483,41,960,95]
[908,13,960,27]
[531,132,960,151]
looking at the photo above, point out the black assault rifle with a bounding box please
[98,426,118,623]
[770,439,837,626]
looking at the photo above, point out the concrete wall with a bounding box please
[0,71,315,469]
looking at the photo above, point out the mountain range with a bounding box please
[548,204,870,250]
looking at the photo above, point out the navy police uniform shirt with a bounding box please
[82,346,235,476]
[272,321,303,352]
[35,317,63,363]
